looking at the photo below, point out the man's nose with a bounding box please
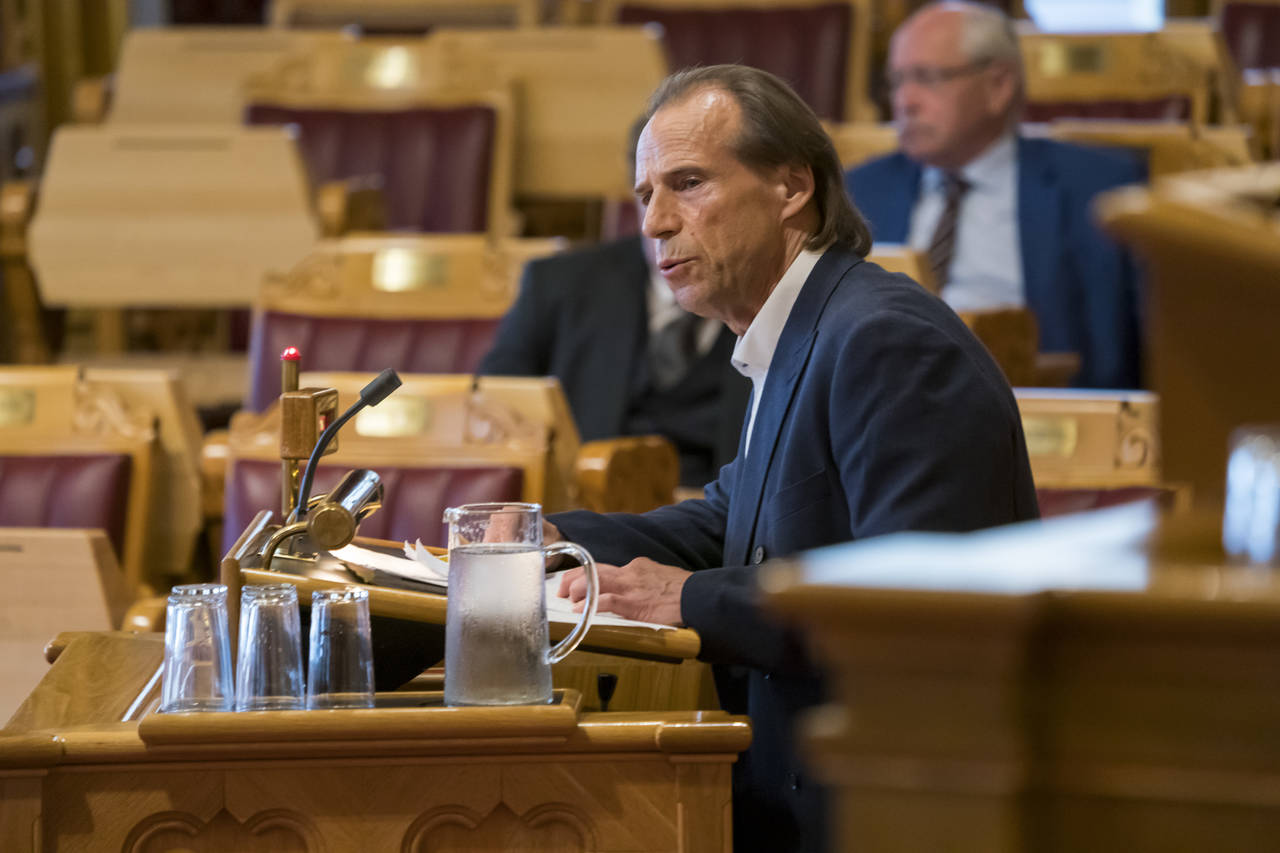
[642,189,678,240]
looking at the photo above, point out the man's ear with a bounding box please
[985,62,1018,116]
[778,162,816,221]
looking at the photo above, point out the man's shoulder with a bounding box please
[1020,135,1147,189]
[844,150,915,191]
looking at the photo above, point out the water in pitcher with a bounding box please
[444,543,553,705]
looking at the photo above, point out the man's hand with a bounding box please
[556,557,690,626]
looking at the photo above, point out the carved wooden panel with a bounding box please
[124,809,315,853]
[39,757,724,852]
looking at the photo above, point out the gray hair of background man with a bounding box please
[644,64,873,257]
[909,1,1026,111]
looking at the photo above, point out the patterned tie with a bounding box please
[649,311,702,390]
[927,172,971,288]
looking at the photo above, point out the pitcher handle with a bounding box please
[544,542,598,665]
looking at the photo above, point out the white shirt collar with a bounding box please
[731,247,826,380]
[922,131,1017,193]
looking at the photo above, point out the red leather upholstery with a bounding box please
[168,0,267,24]
[617,3,853,120]
[1023,97,1192,122]
[244,105,497,232]
[0,454,132,555]
[245,311,501,411]
[1035,485,1178,518]
[222,458,525,554]
[1221,2,1280,70]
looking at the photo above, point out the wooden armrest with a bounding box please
[316,177,388,237]
[0,179,49,363]
[956,307,1039,387]
[71,74,113,124]
[1032,352,1082,388]
[574,435,678,514]
[122,596,167,633]
[200,428,231,520]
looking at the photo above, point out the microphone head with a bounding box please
[360,368,402,407]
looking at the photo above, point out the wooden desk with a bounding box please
[762,503,1280,852]
[0,632,747,852]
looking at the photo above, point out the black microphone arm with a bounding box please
[292,368,402,521]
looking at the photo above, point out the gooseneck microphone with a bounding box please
[292,368,402,521]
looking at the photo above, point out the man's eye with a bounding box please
[677,177,701,190]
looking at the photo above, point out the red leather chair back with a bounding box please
[244,104,497,232]
[1035,485,1179,518]
[0,454,132,555]
[617,2,853,120]
[222,458,525,554]
[1221,2,1280,70]
[1023,97,1192,122]
[245,311,501,411]
[169,0,268,24]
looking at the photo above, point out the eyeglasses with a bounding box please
[885,59,993,93]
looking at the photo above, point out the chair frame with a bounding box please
[0,366,157,592]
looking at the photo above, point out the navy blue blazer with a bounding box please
[554,246,1040,852]
[478,236,749,483]
[844,136,1145,389]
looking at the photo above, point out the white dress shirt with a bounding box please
[907,132,1024,312]
[730,247,826,453]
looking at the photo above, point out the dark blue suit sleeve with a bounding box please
[685,307,1034,673]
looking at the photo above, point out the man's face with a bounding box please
[634,89,795,334]
[889,10,1015,170]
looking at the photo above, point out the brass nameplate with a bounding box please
[1022,415,1079,458]
[372,248,448,292]
[1036,42,1105,77]
[355,397,430,437]
[0,388,36,427]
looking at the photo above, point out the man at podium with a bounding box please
[550,65,1039,852]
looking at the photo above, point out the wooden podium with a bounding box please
[762,504,1280,853]
[0,632,748,852]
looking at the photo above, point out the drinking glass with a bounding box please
[307,587,374,709]
[442,502,598,706]
[160,583,234,713]
[235,584,304,711]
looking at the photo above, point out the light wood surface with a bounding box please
[257,234,563,320]
[762,503,1280,852]
[1096,163,1280,506]
[1015,388,1162,489]
[27,125,319,308]
[428,27,668,198]
[1017,21,1235,125]
[0,630,746,852]
[0,530,134,726]
[108,28,347,125]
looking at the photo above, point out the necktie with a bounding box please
[927,172,971,289]
[649,311,702,390]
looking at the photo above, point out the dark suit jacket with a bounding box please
[844,136,1145,389]
[478,235,750,483]
[553,246,1040,852]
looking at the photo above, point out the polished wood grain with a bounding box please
[762,504,1280,852]
[27,125,319,309]
[1098,164,1280,506]
[1,632,747,853]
